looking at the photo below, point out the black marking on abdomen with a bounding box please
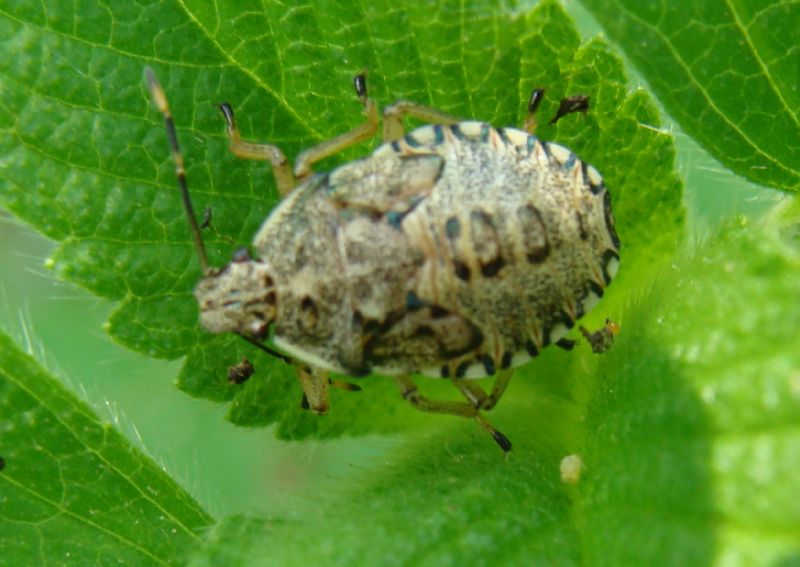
[556,338,576,351]
[517,204,550,263]
[582,161,604,195]
[542,312,573,347]
[300,295,319,330]
[576,211,589,241]
[481,354,496,376]
[450,124,466,140]
[352,310,364,332]
[406,290,425,311]
[432,124,445,145]
[604,190,621,249]
[430,304,450,319]
[540,141,553,161]
[454,260,471,282]
[414,325,435,338]
[480,123,491,142]
[601,249,620,284]
[404,133,422,147]
[362,317,382,334]
[588,279,605,298]
[470,210,506,278]
[496,127,512,146]
[480,257,505,277]
[501,351,513,369]
[455,360,471,378]
[445,216,460,240]
[386,211,403,229]
[525,339,539,357]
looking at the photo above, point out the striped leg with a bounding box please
[394,375,512,452]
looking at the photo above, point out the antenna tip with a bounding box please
[144,67,169,113]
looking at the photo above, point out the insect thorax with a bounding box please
[198,121,620,379]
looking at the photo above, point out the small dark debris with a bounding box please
[579,319,619,354]
[549,94,590,125]
[228,358,255,384]
[200,207,213,229]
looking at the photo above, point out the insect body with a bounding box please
[146,70,620,451]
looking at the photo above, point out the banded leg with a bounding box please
[449,368,513,412]
[296,366,362,414]
[293,75,379,178]
[394,375,512,451]
[296,366,331,415]
[382,100,460,142]
[523,88,546,135]
[485,369,513,410]
[218,103,295,196]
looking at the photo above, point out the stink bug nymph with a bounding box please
[145,69,620,451]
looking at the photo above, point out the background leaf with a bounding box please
[578,0,800,193]
[0,330,213,565]
[0,0,682,440]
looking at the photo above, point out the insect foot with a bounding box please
[145,67,620,451]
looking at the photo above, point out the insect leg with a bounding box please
[296,366,331,415]
[394,375,512,452]
[482,369,513,411]
[449,369,513,412]
[292,74,379,178]
[382,100,460,142]
[450,379,489,407]
[217,103,296,196]
[395,375,478,417]
[523,88,546,135]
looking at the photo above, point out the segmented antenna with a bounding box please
[144,67,210,273]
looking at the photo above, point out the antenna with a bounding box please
[144,67,210,273]
[144,69,301,369]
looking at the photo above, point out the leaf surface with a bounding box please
[0,331,213,565]
[579,0,800,192]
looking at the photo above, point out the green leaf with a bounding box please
[578,0,800,193]
[0,330,214,565]
[0,0,683,439]
[188,200,800,566]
